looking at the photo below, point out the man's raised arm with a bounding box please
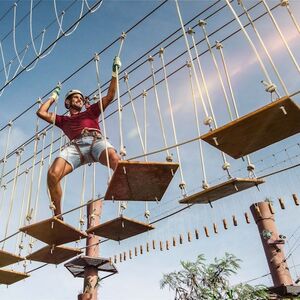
[100,56,122,111]
[37,85,61,124]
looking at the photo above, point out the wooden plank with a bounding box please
[179,178,265,204]
[105,161,179,201]
[0,269,30,285]
[0,249,24,268]
[201,97,300,159]
[27,245,82,264]
[86,216,154,241]
[20,217,87,245]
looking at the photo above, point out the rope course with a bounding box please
[0,0,284,178]
[0,0,104,96]
[0,0,299,294]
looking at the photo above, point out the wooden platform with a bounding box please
[27,245,82,264]
[179,178,265,204]
[20,217,87,246]
[201,97,300,159]
[86,216,154,241]
[0,269,29,285]
[105,161,179,201]
[65,256,118,279]
[0,249,24,268]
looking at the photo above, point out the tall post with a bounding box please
[250,201,293,287]
[78,199,102,300]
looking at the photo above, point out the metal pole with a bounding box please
[250,201,293,287]
[78,199,102,300]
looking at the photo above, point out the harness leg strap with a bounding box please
[73,142,85,165]
[89,136,99,163]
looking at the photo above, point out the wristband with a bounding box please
[51,92,58,101]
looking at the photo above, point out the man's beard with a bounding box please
[70,103,82,112]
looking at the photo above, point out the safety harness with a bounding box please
[72,128,103,165]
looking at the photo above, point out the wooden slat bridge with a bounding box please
[201,97,300,159]
[20,217,87,246]
[0,269,29,285]
[86,216,154,241]
[27,245,82,264]
[179,178,265,204]
[105,161,179,201]
[0,249,24,268]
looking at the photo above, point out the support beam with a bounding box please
[78,200,102,300]
[250,201,293,287]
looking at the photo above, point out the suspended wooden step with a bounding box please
[86,216,154,241]
[20,217,87,246]
[27,245,82,264]
[105,161,179,201]
[201,97,300,159]
[64,255,118,281]
[179,178,264,204]
[0,249,24,268]
[0,269,29,285]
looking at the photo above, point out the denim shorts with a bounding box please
[59,136,116,170]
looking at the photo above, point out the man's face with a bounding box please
[69,93,84,111]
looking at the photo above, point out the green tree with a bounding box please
[160,253,268,300]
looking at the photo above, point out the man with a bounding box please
[37,56,121,218]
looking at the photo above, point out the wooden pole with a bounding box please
[78,199,102,300]
[250,201,293,287]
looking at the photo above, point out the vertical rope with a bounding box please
[79,165,87,230]
[61,136,68,210]
[32,131,47,221]
[2,147,23,250]
[48,100,58,165]
[281,0,300,34]
[11,44,29,78]
[238,0,288,95]
[187,28,217,127]
[187,26,231,177]
[28,0,46,71]
[15,168,29,255]
[26,100,42,223]
[215,41,256,177]
[114,32,127,162]
[0,121,13,188]
[159,49,186,194]
[0,184,7,221]
[174,0,212,129]
[143,90,148,157]
[225,0,277,93]
[47,96,61,215]
[53,0,85,37]
[92,163,96,200]
[186,62,208,189]
[148,56,172,161]
[215,42,239,119]
[124,73,147,159]
[262,0,300,74]
[0,41,10,82]
[13,3,26,69]
[39,12,64,59]
[91,162,96,216]
[94,54,111,181]
[197,23,233,121]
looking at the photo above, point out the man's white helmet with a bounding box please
[64,89,84,109]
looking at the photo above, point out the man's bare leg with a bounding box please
[99,148,120,171]
[47,157,73,217]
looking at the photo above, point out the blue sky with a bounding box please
[0,0,300,299]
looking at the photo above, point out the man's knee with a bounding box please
[109,152,119,170]
[47,168,60,186]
